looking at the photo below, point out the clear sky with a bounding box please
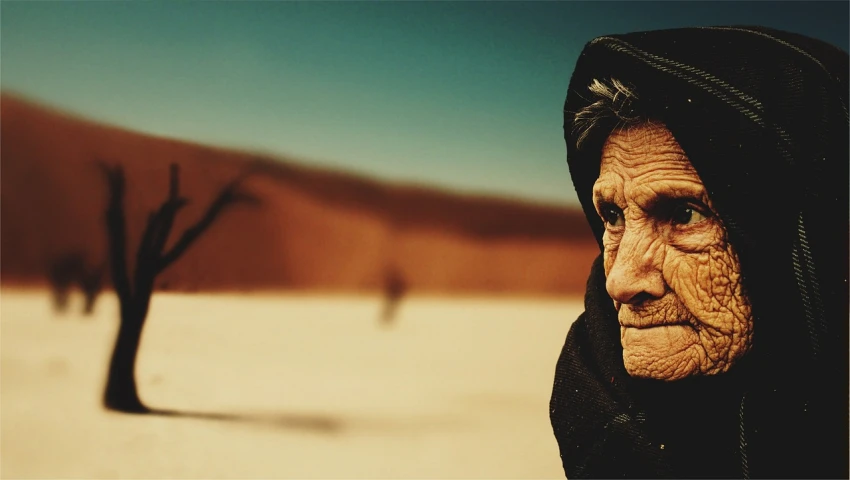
[2,1,847,207]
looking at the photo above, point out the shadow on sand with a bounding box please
[106,406,470,437]
[111,407,344,434]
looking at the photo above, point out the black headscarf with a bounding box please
[550,26,848,479]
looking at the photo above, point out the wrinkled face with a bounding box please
[593,123,753,381]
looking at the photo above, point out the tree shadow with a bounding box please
[115,406,345,434]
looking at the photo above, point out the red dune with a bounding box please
[0,93,599,295]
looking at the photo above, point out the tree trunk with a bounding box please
[103,308,148,413]
[83,294,96,315]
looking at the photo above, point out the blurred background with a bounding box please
[2,2,847,478]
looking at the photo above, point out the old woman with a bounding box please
[550,26,848,478]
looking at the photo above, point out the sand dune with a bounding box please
[1,288,579,479]
[0,93,599,295]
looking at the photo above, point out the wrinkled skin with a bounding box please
[592,123,753,381]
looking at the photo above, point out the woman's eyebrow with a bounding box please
[665,183,710,201]
[592,181,619,205]
[643,190,711,213]
[592,191,608,204]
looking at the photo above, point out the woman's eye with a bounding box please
[601,206,624,227]
[671,205,707,225]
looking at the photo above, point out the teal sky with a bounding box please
[2,1,847,207]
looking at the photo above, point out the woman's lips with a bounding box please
[617,299,697,329]
[620,322,692,329]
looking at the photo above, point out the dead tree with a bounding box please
[47,252,85,313]
[99,162,257,413]
[381,267,407,326]
[47,252,103,315]
[79,264,105,315]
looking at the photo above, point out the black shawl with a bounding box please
[550,26,849,479]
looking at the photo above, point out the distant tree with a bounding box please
[98,162,258,413]
[79,263,105,315]
[47,252,104,316]
[381,266,407,326]
[47,252,84,313]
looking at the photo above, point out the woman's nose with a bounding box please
[605,228,666,305]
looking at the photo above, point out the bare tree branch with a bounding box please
[156,190,244,272]
[157,169,257,273]
[149,165,189,257]
[136,210,160,262]
[133,210,163,296]
[131,165,192,292]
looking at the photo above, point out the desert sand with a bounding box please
[1,288,580,479]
